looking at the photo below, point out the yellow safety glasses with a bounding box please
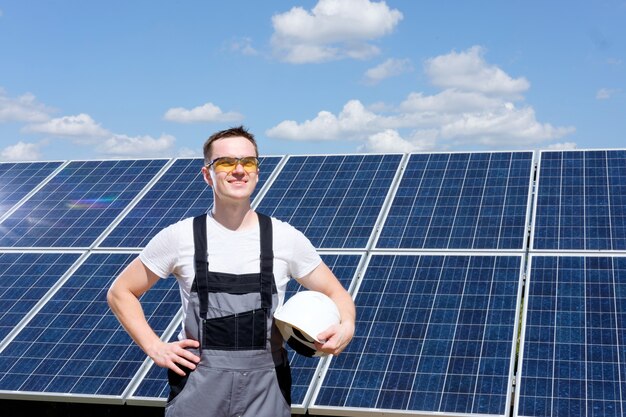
[206,156,259,174]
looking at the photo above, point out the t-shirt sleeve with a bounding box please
[138,222,181,279]
[287,224,322,279]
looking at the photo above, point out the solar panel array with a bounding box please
[1,149,625,417]
[515,149,626,417]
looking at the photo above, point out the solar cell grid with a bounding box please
[376,152,533,250]
[311,254,522,416]
[533,150,626,250]
[0,162,63,217]
[0,252,81,343]
[0,159,168,248]
[3,148,625,415]
[286,254,362,409]
[99,156,282,248]
[517,255,626,417]
[127,323,181,402]
[256,154,402,249]
[0,252,180,399]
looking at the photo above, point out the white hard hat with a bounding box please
[274,290,340,357]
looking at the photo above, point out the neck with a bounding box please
[211,201,256,231]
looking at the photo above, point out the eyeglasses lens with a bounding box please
[212,157,259,173]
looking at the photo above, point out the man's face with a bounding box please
[202,136,259,203]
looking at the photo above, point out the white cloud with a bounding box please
[438,104,574,145]
[271,0,403,63]
[399,89,504,114]
[0,141,43,161]
[164,102,244,123]
[544,142,578,150]
[98,134,175,157]
[425,46,530,98]
[23,113,109,138]
[267,99,393,140]
[267,46,574,153]
[596,88,620,100]
[177,147,200,158]
[228,37,259,56]
[0,89,53,123]
[358,129,437,153]
[364,58,413,85]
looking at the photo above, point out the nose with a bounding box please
[232,160,246,174]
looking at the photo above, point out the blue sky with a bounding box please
[0,0,624,161]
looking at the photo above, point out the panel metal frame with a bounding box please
[514,253,626,417]
[0,249,181,404]
[371,150,536,253]
[530,148,626,253]
[308,250,527,417]
[254,153,405,250]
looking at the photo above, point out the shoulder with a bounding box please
[163,216,195,235]
[265,214,301,237]
[146,216,196,246]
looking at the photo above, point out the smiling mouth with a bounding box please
[228,176,248,185]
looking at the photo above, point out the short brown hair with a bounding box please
[203,125,258,164]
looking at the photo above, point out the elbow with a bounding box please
[106,284,122,312]
[106,287,116,310]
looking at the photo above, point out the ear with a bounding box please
[202,166,214,188]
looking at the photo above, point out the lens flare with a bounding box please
[66,196,117,209]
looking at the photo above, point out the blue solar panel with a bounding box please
[3,148,625,415]
[125,253,362,408]
[256,154,402,249]
[516,255,626,417]
[286,254,362,409]
[376,152,533,250]
[0,159,168,248]
[0,252,180,398]
[0,252,81,343]
[98,156,282,248]
[0,161,62,216]
[127,323,182,403]
[311,254,522,416]
[533,150,626,250]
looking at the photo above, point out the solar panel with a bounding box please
[2,148,625,416]
[516,255,626,417]
[376,152,534,250]
[0,252,180,400]
[0,161,63,216]
[310,254,523,416]
[0,252,81,343]
[126,323,182,405]
[98,156,282,248]
[256,154,402,249]
[533,150,626,251]
[124,253,363,410]
[286,253,363,411]
[0,159,169,249]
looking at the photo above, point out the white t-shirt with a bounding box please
[139,213,322,333]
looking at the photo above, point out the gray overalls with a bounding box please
[165,213,291,417]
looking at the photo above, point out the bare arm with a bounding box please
[107,257,200,375]
[296,262,356,356]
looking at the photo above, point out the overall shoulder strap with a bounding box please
[257,212,274,313]
[192,214,210,316]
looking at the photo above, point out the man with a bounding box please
[107,126,355,417]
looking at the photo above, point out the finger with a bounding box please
[174,356,199,371]
[177,338,200,349]
[176,347,201,364]
[169,362,188,376]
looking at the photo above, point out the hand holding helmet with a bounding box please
[274,290,342,357]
